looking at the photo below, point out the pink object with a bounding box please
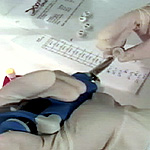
[2,75,22,87]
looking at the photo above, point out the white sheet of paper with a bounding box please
[12,34,150,94]
[0,0,85,28]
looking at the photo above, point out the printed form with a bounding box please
[0,0,85,28]
[12,34,150,94]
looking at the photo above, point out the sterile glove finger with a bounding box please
[36,78,81,102]
[117,39,150,62]
[134,6,150,41]
[0,131,43,150]
[98,5,150,60]
[0,70,56,106]
[97,5,150,59]
[54,70,86,94]
[97,10,140,51]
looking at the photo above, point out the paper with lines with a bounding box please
[12,34,150,93]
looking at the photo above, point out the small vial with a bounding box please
[82,11,92,18]
[6,68,16,80]
[77,30,86,38]
[112,48,125,59]
[83,23,92,30]
[79,16,87,23]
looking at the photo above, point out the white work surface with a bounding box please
[0,0,150,108]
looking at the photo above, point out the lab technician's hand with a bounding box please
[97,5,150,61]
[0,93,124,150]
[0,131,44,150]
[0,93,150,150]
[0,70,86,106]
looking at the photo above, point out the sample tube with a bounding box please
[112,48,125,59]
[6,68,16,80]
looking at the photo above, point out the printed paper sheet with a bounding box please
[12,34,150,93]
[0,0,85,28]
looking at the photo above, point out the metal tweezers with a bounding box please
[88,57,114,81]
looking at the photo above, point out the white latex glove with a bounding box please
[0,131,43,150]
[0,83,150,150]
[97,5,150,62]
[0,93,124,150]
[0,70,86,106]
[0,69,122,150]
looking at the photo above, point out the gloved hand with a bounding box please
[1,70,149,150]
[97,5,150,62]
[0,70,86,106]
[0,93,124,150]
[0,69,121,150]
[0,131,43,150]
